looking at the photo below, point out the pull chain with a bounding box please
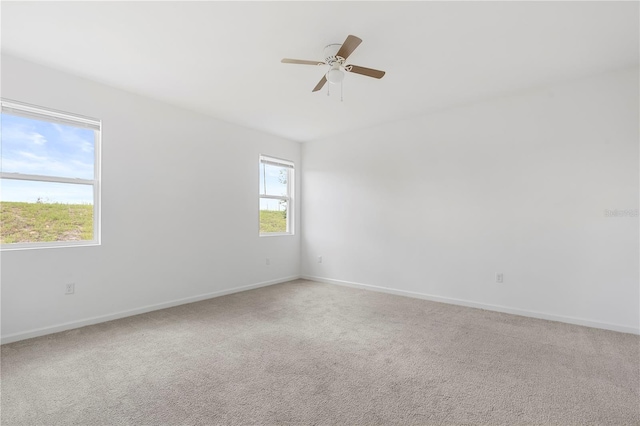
[340,80,343,102]
[327,82,330,96]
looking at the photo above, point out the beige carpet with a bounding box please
[1,279,638,425]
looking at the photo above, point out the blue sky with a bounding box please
[1,113,95,204]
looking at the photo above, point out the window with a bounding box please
[0,100,101,249]
[259,155,293,235]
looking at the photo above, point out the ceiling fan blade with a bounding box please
[281,58,325,66]
[312,75,327,92]
[335,35,362,60]
[347,65,386,79]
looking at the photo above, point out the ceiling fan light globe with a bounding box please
[326,68,344,85]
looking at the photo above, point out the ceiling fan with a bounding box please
[281,35,386,93]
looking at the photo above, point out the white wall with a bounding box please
[1,55,301,342]
[2,57,638,342]
[302,67,639,334]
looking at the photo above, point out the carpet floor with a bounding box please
[1,279,638,425]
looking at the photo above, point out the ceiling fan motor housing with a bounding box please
[323,43,344,66]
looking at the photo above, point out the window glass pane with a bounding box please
[1,179,93,244]
[260,198,287,233]
[1,113,95,179]
[259,163,288,196]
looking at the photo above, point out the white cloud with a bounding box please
[52,123,94,152]
[1,119,94,178]
[17,151,48,162]
[2,152,93,179]
[2,125,47,145]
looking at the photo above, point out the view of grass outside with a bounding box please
[1,108,99,246]
[259,158,291,234]
[0,201,93,244]
[259,209,287,233]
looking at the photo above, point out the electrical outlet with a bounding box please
[265,258,270,266]
[65,283,75,294]
[496,273,504,284]
[318,256,322,264]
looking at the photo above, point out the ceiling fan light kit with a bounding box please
[281,35,386,100]
[326,67,344,85]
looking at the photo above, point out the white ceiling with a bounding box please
[2,1,638,142]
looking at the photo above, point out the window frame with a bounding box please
[0,99,101,250]
[259,155,294,237]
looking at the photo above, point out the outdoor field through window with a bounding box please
[0,100,100,249]
[259,155,293,235]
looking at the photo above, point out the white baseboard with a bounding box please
[301,275,640,335]
[5,274,636,344]
[1,275,301,345]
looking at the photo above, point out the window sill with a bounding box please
[259,233,294,238]
[1,241,100,251]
